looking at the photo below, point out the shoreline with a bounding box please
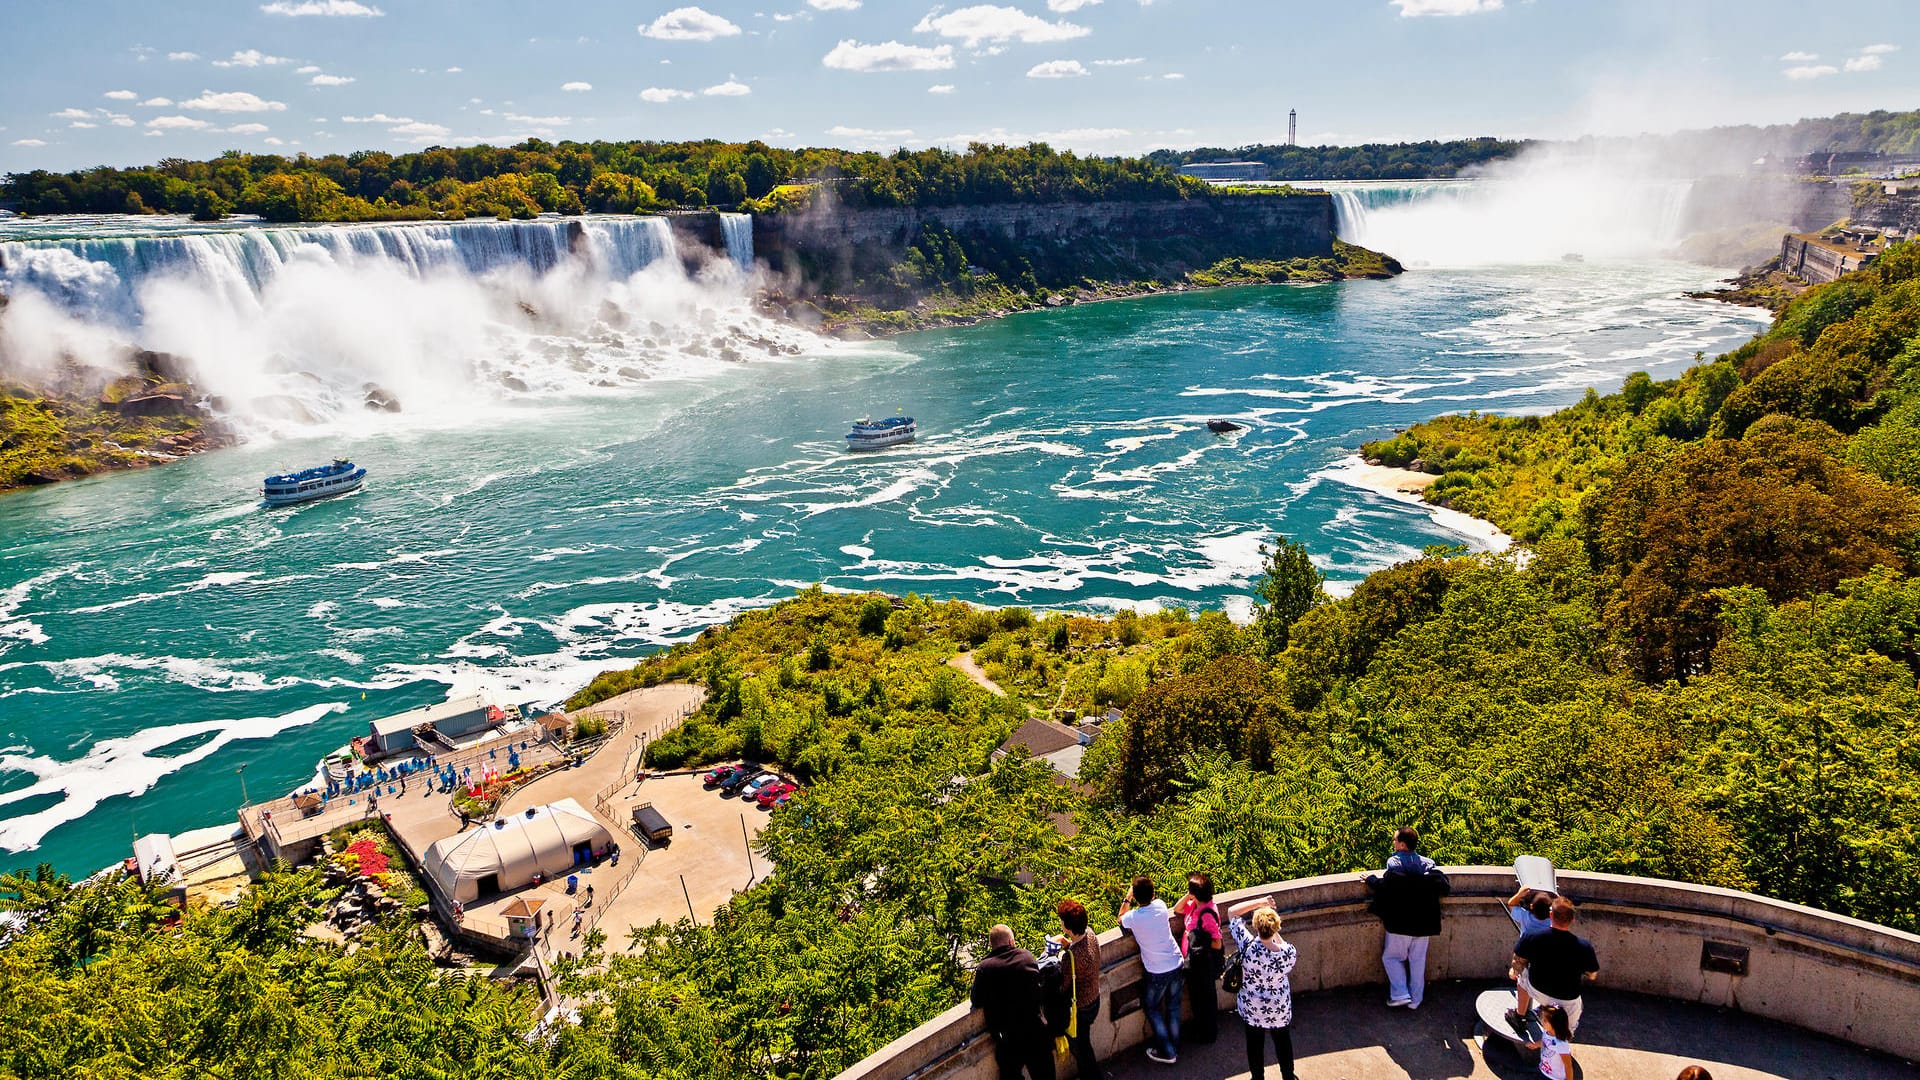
[1318,455,1514,553]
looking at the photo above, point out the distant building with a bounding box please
[1178,161,1272,182]
[423,798,613,904]
[363,692,514,757]
[1781,229,1884,285]
[995,716,1092,778]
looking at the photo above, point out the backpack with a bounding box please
[1036,943,1076,1040]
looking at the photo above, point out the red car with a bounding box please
[703,763,746,787]
[756,781,798,809]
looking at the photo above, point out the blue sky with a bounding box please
[2,0,1916,172]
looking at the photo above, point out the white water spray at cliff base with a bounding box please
[0,214,808,438]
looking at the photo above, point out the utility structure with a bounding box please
[1288,109,1297,146]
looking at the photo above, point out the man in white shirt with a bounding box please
[1119,875,1185,1065]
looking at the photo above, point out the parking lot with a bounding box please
[589,767,783,943]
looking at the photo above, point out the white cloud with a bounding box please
[704,79,751,96]
[1027,59,1089,78]
[106,114,136,127]
[1785,64,1839,80]
[139,97,173,107]
[167,51,199,61]
[809,0,861,8]
[1049,0,1101,9]
[226,122,270,134]
[1093,57,1144,66]
[341,113,414,123]
[561,81,592,92]
[104,89,139,100]
[70,121,98,129]
[181,90,288,112]
[640,6,742,41]
[310,74,355,85]
[1862,43,1900,55]
[447,66,463,73]
[824,39,956,71]
[1778,51,1818,62]
[915,5,1090,47]
[1845,55,1884,73]
[389,121,450,138]
[641,87,694,102]
[213,50,291,67]
[1162,72,1185,79]
[264,136,286,145]
[53,108,94,120]
[828,124,914,139]
[928,83,956,94]
[504,113,571,126]
[147,115,212,130]
[262,0,382,14]
[295,65,321,74]
[12,139,47,147]
[1390,0,1502,15]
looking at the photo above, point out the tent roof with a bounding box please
[424,797,607,887]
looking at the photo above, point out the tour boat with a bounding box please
[262,458,366,506]
[846,416,916,451]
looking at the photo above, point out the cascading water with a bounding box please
[0,214,809,437]
[718,213,754,272]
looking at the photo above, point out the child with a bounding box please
[1532,1004,1574,1079]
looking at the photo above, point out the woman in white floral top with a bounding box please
[1227,894,1300,1080]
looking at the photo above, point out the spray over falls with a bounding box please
[0,212,783,437]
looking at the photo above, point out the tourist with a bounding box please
[1173,872,1224,1044]
[1674,1068,1714,1080]
[585,884,595,907]
[571,907,584,937]
[452,901,464,923]
[969,924,1057,1080]
[1507,886,1555,940]
[1532,1004,1574,1079]
[1364,827,1450,1009]
[1118,876,1185,1065]
[1052,900,1103,1080]
[610,842,621,867]
[1508,897,1600,1035]
[1226,894,1299,1080]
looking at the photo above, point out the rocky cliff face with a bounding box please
[753,194,1336,291]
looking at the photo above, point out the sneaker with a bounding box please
[1503,1009,1531,1037]
[1387,996,1413,1007]
[1145,1049,1178,1065]
[1407,1000,1421,1011]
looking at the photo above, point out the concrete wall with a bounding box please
[1782,233,1877,284]
[837,868,1920,1080]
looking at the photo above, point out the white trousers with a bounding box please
[1382,932,1430,1006]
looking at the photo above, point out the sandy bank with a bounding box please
[1318,455,1513,553]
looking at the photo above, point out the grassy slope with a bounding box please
[0,382,221,494]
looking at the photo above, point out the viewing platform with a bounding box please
[841,869,1920,1080]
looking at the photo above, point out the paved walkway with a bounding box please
[1107,982,1915,1080]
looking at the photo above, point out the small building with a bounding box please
[500,896,550,942]
[995,716,1093,779]
[1781,230,1884,285]
[365,693,511,756]
[422,797,613,904]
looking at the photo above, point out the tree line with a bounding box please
[0,140,1206,223]
[1148,138,1527,180]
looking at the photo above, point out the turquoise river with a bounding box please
[0,193,1772,874]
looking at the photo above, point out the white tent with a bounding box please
[424,797,612,904]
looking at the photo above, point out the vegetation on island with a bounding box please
[0,363,226,494]
[1,141,1205,223]
[10,246,1920,1078]
[1149,138,1528,180]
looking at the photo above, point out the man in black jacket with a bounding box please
[1364,826,1452,1010]
[971,925,1058,1080]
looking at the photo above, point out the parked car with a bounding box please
[755,781,796,809]
[703,763,745,788]
[719,768,765,795]
[740,773,784,800]
[767,787,801,810]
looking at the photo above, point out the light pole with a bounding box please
[236,762,251,809]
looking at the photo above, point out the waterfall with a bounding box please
[718,213,754,272]
[0,214,810,436]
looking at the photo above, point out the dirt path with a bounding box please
[948,652,1006,696]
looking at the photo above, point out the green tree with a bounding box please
[1251,536,1325,657]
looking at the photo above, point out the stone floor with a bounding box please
[1107,982,1917,1080]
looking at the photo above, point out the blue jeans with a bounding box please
[1143,968,1184,1058]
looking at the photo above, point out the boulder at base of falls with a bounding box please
[107,393,195,417]
[362,384,402,413]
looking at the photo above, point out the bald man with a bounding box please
[971,924,1057,1080]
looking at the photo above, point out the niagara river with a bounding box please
[0,185,1772,874]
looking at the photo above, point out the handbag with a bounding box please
[1221,949,1245,994]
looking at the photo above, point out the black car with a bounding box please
[718,768,766,796]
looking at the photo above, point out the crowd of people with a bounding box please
[970,828,1723,1080]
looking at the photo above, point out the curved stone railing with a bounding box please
[838,868,1920,1080]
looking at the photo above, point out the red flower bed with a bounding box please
[346,838,390,878]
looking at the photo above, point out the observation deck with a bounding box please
[841,869,1920,1080]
